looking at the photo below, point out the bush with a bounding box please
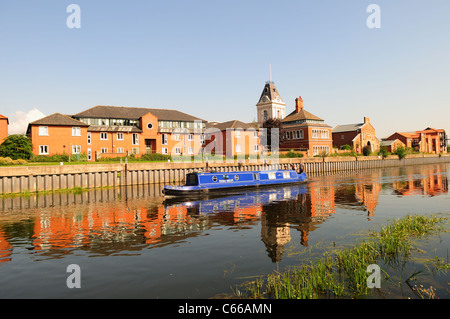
[29,154,69,162]
[282,150,304,158]
[362,146,372,156]
[394,146,407,159]
[340,144,352,150]
[0,157,14,165]
[378,147,389,159]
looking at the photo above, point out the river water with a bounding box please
[0,163,449,299]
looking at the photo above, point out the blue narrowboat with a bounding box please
[162,169,307,196]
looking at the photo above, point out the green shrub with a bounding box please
[362,146,372,156]
[378,147,389,159]
[29,154,70,162]
[340,144,352,150]
[394,146,407,159]
[0,157,14,165]
[281,150,304,158]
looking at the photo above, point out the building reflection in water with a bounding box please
[0,165,448,264]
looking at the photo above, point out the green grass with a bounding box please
[230,214,447,299]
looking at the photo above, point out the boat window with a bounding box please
[283,172,290,178]
[186,174,198,186]
[253,173,259,180]
[268,172,276,180]
[234,175,239,181]
[212,176,218,182]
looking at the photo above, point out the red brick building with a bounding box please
[27,106,206,160]
[0,114,8,145]
[384,127,447,154]
[281,96,333,156]
[26,113,89,157]
[332,117,380,153]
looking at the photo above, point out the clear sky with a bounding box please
[1,0,449,139]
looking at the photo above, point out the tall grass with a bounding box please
[231,214,446,299]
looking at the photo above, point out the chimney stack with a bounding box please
[364,117,370,123]
[295,96,303,113]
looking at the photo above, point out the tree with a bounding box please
[262,118,285,152]
[0,134,33,160]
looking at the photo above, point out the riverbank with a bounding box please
[227,214,449,299]
[1,153,449,195]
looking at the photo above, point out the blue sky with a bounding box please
[1,0,449,139]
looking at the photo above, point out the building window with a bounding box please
[162,134,168,145]
[38,126,48,136]
[72,145,81,154]
[101,148,108,153]
[132,148,139,155]
[147,123,153,129]
[117,147,124,153]
[39,145,49,155]
[312,129,329,139]
[254,130,258,138]
[87,148,92,160]
[188,147,193,155]
[100,132,108,140]
[263,110,268,121]
[341,134,345,140]
[173,134,180,141]
[117,133,124,140]
[200,134,205,145]
[235,130,241,138]
[254,144,259,152]
[188,134,193,141]
[313,146,330,156]
[162,147,168,155]
[72,127,81,136]
[175,147,181,155]
[132,133,139,145]
[87,132,91,145]
[235,145,241,153]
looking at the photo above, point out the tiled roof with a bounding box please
[29,113,89,127]
[332,123,364,133]
[73,105,206,122]
[282,108,324,123]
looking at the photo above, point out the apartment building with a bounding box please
[27,105,206,160]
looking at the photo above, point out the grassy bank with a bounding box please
[230,214,448,299]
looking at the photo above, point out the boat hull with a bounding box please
[163,170,307,197]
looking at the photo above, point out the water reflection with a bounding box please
[0,164,448,266]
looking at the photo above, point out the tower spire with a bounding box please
[269,64,272,83]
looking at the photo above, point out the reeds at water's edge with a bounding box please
[230,214,448,299]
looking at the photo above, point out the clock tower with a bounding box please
[256,81,286,127]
